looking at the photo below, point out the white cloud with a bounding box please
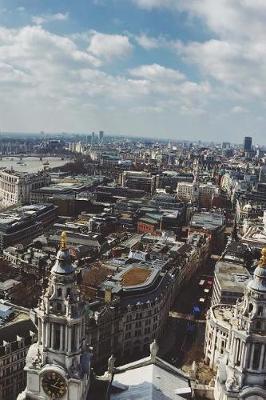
[0,24,214,135]
[32,12,69,25]
[130,64,185,81]
[231,106,248,114]
[88,32,133,61]
[132,0,175,9]
[135,33,168,50]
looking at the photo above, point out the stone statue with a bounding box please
[108,354,116,375]
[150,339,159,362]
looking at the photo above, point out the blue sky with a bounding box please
[0,0,265,144]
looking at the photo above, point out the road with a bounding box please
[159,255,215,368]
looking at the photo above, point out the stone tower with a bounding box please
[18,232,91,400]
[214,248,266,399]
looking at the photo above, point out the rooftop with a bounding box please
[121,267,152,287]
[111,358,191,400]
[215,261,251,292]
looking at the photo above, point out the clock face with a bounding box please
[42,371,67,399]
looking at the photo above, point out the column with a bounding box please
[231,338,237,365]
[45,323,50,348]
[68,327,72,353]
[259,344,265,371]
[42,321,46,347]
[75,326,79,351]
[38,319,42,344]
[249,343,255,369]
[65,325,68,352]
[244,343,250,369]
[51,323,55,349]
[60,325,64,352]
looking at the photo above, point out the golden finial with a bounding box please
[259,247,266,267]
[60,231,67,250]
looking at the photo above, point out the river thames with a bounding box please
[0,156,69,173]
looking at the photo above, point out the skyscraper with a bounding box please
[244,136,252,152]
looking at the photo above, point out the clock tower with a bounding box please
[18,232,91,400]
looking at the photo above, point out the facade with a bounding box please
[177,180,219,207]
[204,248,266,399]
[244,136,252,153]
[0,203,58,251]
[0,169,50,208]
[85,232,210,368]
[0,308,36,400]
[120,171,158,194]
[18,233,91,400]
[87,264,173,367]
[189,212,226,253]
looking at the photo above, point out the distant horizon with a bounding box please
[0,130,265,148]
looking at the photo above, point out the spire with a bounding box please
[51,231,74,275]
[259,247,266,268]
[60,231,67,250]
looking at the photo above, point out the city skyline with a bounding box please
[0,1,266,144]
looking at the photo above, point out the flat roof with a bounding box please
[215,261,251,292]
[121,267,152,287]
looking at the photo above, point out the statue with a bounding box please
[108,354,116,375]
[150,339,159,362]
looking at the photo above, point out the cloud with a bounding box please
[231,106,248,114]
[0,24,213,135]
[135,34,166,49]
[32,12,69,25]
[88,32,133,61]
[132,0,175,9]
[130,64,185,81]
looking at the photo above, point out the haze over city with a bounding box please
[0,0,266,143]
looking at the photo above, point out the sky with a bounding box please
[0,0,265,144]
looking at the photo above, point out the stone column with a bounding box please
[259,344,265,371]
[42,321,46,347]
[45,323,50,348]
[249,343,255,369]
[65,325,68,352]
[51,323,55,350]
[60,325,64,352]
[68,327,72,353]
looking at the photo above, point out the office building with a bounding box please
[244,136,252,153]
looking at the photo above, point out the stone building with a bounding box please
[17,232,91,400]
[0,308,36,400]
[0,169,50,208]
[204,247,266,399]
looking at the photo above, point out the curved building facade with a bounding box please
[205,248,266,400]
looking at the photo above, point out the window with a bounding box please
[258,306,263,316]
[57,288,62,297]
